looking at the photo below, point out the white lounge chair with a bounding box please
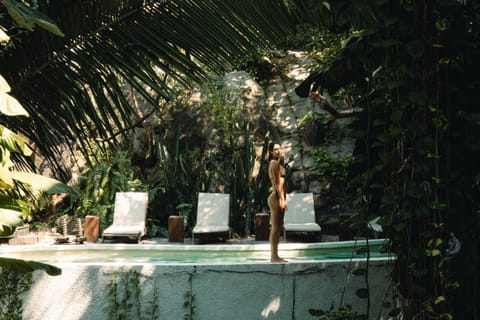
[284,193,321,240]
[102,192,148,243]
[192,192,231,243]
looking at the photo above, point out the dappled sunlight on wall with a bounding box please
[261,296,281,318]
[24,267,94,320]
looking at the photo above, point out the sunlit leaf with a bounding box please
[0,125,32,155]
[9,171,77,195]
[439,313,453,320]
[0,28,9,42]
[0,74,11,92]
[426,249,442,257]
[435,295,446,304]
[30,13,65,37]
[0,208,23,235]
[0,163,14,187]
[0,92,29,116]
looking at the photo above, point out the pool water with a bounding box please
[0,239,391,265]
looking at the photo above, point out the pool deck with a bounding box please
[1,232,381,258]
[0,230,341,248]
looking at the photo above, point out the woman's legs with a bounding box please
[268,193,287,263]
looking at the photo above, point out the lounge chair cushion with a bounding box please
[284,193,321,232]
[193,193,230,235]
[103,192,148,240]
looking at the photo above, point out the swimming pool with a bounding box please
[1,239,397,319]
[0,238,390,264]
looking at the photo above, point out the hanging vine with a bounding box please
[293,0,480,318]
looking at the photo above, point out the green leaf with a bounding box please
[9,171,77,195]
[318,162,330,168]
[445,281,460,288]
[390,109,403,123]
[426,249,442,257]
[373,119,385,127]
[2,0,64,36]
[1,125,32,155]
[0,257,61,276]
[427,237,443,248]
[434,296,446,304]
[389,126,402,136]
[439,313,453,320]
[30,15,65,37]
[2,0,35,30]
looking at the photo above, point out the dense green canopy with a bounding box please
[0,0,297,179]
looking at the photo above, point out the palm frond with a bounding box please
[0,0,297,178]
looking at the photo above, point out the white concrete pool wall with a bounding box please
[14,247,397,320]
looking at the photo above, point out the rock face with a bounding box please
[138,50,355,224]
[53,51,355,233]
[216,51,355,216]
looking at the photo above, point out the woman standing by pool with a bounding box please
[267,141,288,263]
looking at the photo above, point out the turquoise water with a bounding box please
[0,239,393,265]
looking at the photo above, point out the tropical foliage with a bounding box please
[292,1,480,319]
[0,0,295,180]
[0,72,74,236]
[1,1,479,319]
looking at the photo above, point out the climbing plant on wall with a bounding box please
[293,0,480,318]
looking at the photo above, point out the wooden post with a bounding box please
[255,213,270,241]
[84,216,100,243]
[168,215,184,242]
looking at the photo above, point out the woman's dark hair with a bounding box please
[267,141,280,161]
